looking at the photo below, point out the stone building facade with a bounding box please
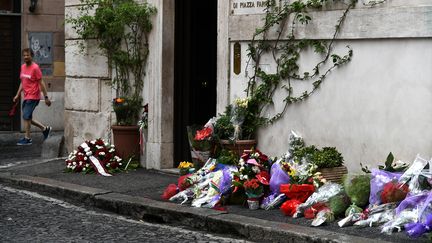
[65,0,432,171]
[0,0,65,132]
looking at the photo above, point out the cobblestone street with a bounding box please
[0,185,249,243]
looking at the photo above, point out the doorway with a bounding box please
[174,0,217,165]
[0,1,21,131]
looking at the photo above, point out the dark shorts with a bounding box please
[22,99,39,120]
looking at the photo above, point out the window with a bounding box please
[0,0,20,14]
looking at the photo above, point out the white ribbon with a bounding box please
[80,142,112,177]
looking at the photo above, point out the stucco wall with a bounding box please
[221,1,432,171]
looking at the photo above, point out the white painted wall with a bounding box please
[222,2,432,171]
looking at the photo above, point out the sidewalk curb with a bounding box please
[0,172,390,243]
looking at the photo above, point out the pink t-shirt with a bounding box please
[20,62,42,100]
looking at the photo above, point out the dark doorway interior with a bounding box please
[174,0,217,166]
[0,2,21,131]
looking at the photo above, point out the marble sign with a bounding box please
[231,0,269,15]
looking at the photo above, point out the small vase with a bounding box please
[179,168,189,176]
[247,198,260,210]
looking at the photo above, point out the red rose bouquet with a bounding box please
[381,181,409,204]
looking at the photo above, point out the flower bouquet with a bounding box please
[231,149,270,208]
[65,138,137,176]
[187,119,215,169]
[214,98,262,156]
[233,149,270,190]
[178,161,195,176]
[278,158,320,202]
[243,178,264,209]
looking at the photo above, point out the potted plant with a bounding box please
[312,147,347,183]
[67,0,157,160]
[231,149,270,207]
[243,178,264,210]
[214,97,264,156]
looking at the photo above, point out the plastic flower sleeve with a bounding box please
[192,170,223,208]
[381,192,432,234]
[405,214,432,238]
[354,203,397,227]
[400,192,432,237]
[398,155,429,187]
[229,100,246,140]
[261,193,287,210]
[294,183,343,218]
[204,117,216,130]
[206,166,236,208]
[369,169,403,206]
[395,192,429,215]
[169,188,194,204]
[381,209,418,234]
[311,208,335,227]
[269,159,290,194]
[288,131,304,158]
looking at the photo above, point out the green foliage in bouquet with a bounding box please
[214,98,265,141]
[361,152,409,173]
[328,193,351,217]
[312,147,344,168]
[292,145,318,164]
[214,106,235,140]
[216,149,239,165]
[343,174,371,208]
[291,143,344,169]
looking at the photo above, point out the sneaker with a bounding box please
[17,137,32,146]
[43,126,52,140]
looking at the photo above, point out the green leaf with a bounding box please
[385,152,394,168]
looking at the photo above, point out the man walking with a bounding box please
[13,48,52,145]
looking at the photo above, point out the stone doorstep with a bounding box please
[0,173,389,243]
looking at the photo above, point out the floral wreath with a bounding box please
[65,138,127,175]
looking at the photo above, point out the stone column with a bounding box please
[216,1,230,114]
[64,0,112,152]
[145,0,175,169]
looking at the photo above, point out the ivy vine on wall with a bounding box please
[244,0,384,131]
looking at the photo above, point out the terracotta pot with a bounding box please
[317,165,348,184]
[112,125,140,160]
[220,139,257,157]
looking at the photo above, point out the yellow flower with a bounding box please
[178,161,194,169]
[288,168,296,177]
[234,98,248,108]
